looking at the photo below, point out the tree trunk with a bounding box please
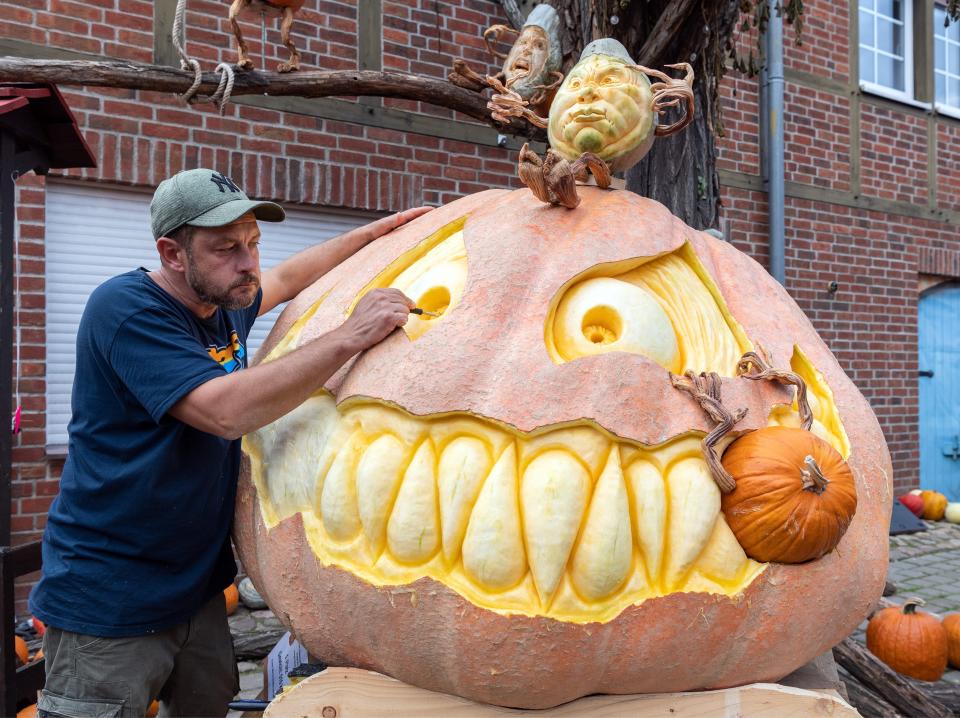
[514,0,743,229]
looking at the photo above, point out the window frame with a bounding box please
[934,1,960,114]
[859,0,917,103]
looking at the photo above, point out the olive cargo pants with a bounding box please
[36,593,239,718]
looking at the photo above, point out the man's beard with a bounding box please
[185,259,259,311]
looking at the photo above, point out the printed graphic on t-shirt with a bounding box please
[207,330,247,372]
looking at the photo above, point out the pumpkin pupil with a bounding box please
[581,305,622,344]
[417,286,451,320]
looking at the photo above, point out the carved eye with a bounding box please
[350,217,468,341]
[602,75,618,85]
[569,79,582,90]
[545,244,752,376]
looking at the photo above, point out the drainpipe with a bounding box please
[764,0,786,284]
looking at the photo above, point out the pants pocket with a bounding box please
[37,690,123,718]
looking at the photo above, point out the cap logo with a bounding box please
[210,172,241,194]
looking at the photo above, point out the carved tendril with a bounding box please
[518,143,611,209]
[631,62,696,137]
[670,371,747,493]
[483,24,519,59]
[486,75,549,128]
[736,346,813,431]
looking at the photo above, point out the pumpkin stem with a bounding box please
[670,371,748,494]
[736,345,813,431]
[903,598,925,615]
[800,455,830,494]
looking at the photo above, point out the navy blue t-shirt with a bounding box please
[29,269,261,636]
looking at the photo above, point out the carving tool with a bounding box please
[410,307,441,318]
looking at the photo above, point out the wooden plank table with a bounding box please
[264,658,861,718]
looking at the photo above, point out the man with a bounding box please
[29,168,430,717]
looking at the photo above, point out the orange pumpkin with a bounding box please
[16,704,36,718]
[146,699,160,717]
[13,635,28,666]
[720,426,857,563]
[944,614,960,669]
[31,647,43,662]
[224,583,239,616]
[234,188,892,708]
[920,489,948,521]
[867,600,948,681]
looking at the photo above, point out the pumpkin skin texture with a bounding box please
[919,490,948,520]
[720,426,857,563]
[867,601,948,681]
[944,614,960,669]
[13,635,27,666]
[235,188,892,708]
[899,493,924,517]
[224,583,239,616]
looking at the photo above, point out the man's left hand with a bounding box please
[360,206,434,245]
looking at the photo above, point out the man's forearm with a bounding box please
[170,327,360,439]
[269,228,373,304]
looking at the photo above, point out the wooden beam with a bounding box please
[0,56,543,139]
[832,638,952,718]
[153,0,179,68]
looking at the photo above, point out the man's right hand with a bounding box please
[338,288,413,353]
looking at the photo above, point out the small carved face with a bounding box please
[549,55,655,166]
[503,26,552,90]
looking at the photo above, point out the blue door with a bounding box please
[919,283,960,500]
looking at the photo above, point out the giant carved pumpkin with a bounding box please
[235,187,892,708]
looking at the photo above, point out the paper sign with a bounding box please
[266,631,309,700]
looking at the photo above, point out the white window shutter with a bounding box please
[44,182,375,450]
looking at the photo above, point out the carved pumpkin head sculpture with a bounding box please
[236,188,892,709]
[548,39,695,172]
[500,4,563,107]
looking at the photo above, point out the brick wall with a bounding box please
[4,0,958,610]
[718,0,960,497]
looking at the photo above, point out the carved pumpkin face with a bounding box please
[548,49,656,171]
[236,188,891,708]
[504,27,553,93]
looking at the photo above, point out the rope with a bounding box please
[172,0,235,114]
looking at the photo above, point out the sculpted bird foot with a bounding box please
[518,144,611,210]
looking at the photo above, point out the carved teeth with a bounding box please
[319,430,365,543]
[438,436,493,565]
[625,459,666,587]
[521,450,592,606]
[570,448,633,601]
[248,399,764,621]
[461,443,526,590]
[664,457,721,589]
[388,439,441,564]
[356,434,409,560]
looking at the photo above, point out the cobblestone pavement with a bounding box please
[227,520,960,713]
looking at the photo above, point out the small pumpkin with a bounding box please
[944,614,960,669]
[946,502,960,524]
[899,493,924,518]
[920,490,948,521]
[146,699,160,717]
[720,426,857,563]
[13,635,27,666]
[867,599,948,681]
[224,583,239,616]
[16,704,36,718]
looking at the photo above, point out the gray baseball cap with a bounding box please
[150,168,285,239]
